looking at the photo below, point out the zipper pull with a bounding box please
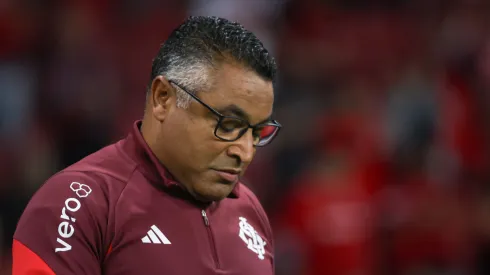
[201,209,209,226]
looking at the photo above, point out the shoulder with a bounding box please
[23,170,111,210]
[14,143,135,252]
[12,167,129,272]
[25,140,136,212]
[15,171,110,237]
[64,141,138,183]
[33,140,139,207]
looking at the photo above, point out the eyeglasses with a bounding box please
[169,80,281,147]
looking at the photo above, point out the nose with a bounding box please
[226,129,256,166]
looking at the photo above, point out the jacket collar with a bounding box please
[121,120,240,199]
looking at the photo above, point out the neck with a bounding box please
[140,117,174,180]
[140,116,158,158]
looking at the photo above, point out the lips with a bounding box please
[212,169,240,183]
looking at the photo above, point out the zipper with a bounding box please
[201,209,220,269]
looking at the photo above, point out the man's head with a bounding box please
[142,16,279,202]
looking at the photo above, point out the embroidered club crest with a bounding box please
[238,217,266,260]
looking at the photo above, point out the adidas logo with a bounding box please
[141,225,171,244]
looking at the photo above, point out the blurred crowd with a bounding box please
[1,0,490,274]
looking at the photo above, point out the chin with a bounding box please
[194,182,234,202]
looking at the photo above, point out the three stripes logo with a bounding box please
[141,225,171,244]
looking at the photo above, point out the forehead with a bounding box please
[200,63,274,124]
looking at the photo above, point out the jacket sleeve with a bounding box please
[13,171,110,275]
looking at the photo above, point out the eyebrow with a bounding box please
[216,104,250,121]
[216,104,273,125]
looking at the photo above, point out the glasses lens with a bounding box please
[256,125,279,146]
[216,117,248,140]
[259,125,277,139]
[216,117,281,146]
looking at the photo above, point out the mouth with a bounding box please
[212,169,240,184]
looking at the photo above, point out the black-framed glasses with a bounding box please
[169,80,281,147]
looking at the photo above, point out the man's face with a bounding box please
[158,63,274,202]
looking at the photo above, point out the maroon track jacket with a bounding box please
[13,121,274,274]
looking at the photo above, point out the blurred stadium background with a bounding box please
[1,0,490,274]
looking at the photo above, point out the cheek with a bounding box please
[184,120,225,168]
[166,112,227,170]
[161,114,197,160]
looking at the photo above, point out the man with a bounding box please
[13,16,281,274]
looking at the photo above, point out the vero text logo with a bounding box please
[55,182,92,253]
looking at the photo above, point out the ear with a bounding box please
[149,75,175,122]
